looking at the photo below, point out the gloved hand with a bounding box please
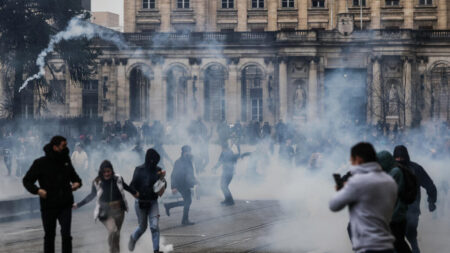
[429,203,436,212]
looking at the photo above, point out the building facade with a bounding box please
[92,12,121,31]
[20,0,450,127]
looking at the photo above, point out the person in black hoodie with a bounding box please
[393,145,437,253]
[128,149,166,253]
[164,145,197,225]
[23,136,82,253]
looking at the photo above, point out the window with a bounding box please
[222,0,234,8]
[252,0,264,8]
[353,0,366,6]
[82,80,99,118]
[143,0,156,9]
[419,0,432,5]
[177,0,189,9]
[282,0,294,8]
[385,0,399,6]
[311,0,325,8]
[242,65,264,122]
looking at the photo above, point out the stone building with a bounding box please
[19,0,450,127]
[92,12,121,31]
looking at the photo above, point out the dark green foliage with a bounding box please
[0,0,98,118]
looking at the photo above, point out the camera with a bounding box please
[333,172,352,190]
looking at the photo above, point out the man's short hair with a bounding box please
[50,136,67,147]
[351,142,377,163]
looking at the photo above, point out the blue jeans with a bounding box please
[131,200,160,251]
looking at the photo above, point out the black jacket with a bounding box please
[405,161,437,215]
[394,145,437,215]
[23,144,82,210]
[171,156,196,190]
[130,149,164,201]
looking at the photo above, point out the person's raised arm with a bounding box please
[329,179,359,212]
[75,183,96,208]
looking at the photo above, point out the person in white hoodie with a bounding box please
[71,143,89,179]
[329,142,398,253]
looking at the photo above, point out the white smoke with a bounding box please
[19,16,128,92]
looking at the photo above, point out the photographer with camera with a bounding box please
[329,142,398,253]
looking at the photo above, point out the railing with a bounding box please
[416,30,450,40]
[119,29,450,47]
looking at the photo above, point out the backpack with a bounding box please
[397,163,418,205]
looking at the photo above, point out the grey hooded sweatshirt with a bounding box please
[329,162,397,253]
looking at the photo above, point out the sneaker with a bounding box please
[164,203,170,216]
[128,235,136,251]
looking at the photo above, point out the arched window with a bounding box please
[204,65,226,122]
[166,66,188,121]
[241,65,264,122]
[430,63,450,123]
[130,66,152,121]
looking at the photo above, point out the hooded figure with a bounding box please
[393,145,437,253]
[23,136,82,253]
[164,145,197,225]
[129,149,166,253]
[377,151,411,253]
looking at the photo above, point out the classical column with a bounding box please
[438,0,448,29]
[268,0,278,31]
[329,0,336,30]
[279,58,288,120]
[97,63,103,116]
[160,0,171,32]
[124,0,136,32]
[371,57,382,124]
[68,64,82,117]
[263,59,275,123]
[195,0,206,31]
[298,0,308,29]
[404,0,414,29]
[307,58,318,121]
[152,61,165,122]
[404,57,413,126]
[370,0,381,29]
[237,0,248,31]
[189,63,200,117]
[116,59,128,121]
[337,0,347,14]
[228,58,240,123]
[207,0,217,31]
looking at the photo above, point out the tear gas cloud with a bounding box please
[2,15,450,253]
[19,15,129,92]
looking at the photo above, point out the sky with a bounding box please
[92,0,124,26]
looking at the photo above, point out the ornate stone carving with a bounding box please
[188,57,202,65]
[226,57,240,65]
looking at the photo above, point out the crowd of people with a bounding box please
[329,142,437,253]
[0,117,448,253]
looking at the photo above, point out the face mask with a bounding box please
[61,147,69,156]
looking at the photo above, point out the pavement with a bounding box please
[0,196,305,253]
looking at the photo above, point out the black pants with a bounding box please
[406,213,420,253]
[363,250,395,253]
[221,173,234,204]
[41,207,72,253]
[390,220,412,253]
[165,188,192,223]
